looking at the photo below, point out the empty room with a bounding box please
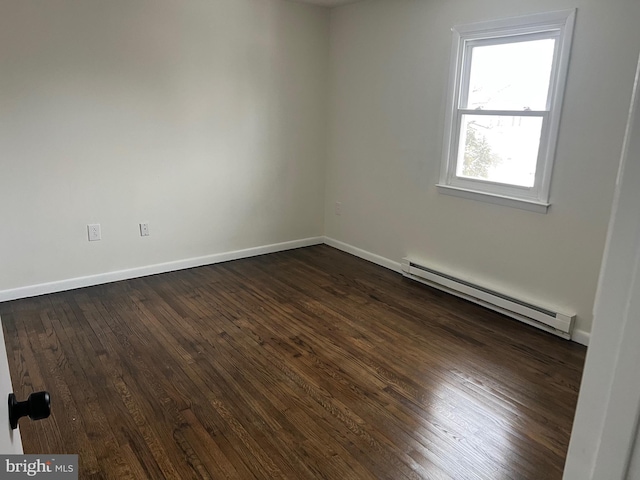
[1,0,639,478]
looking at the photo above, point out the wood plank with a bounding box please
[0,245,586,479]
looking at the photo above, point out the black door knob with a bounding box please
[8,391,51,430]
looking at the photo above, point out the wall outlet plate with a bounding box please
[88,224,101,241]
[139,223,150,237]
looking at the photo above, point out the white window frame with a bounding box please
[437,9,576,213]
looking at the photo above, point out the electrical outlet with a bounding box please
[87,224,101,241]
[335,202,343,216]
[139,223,150,237]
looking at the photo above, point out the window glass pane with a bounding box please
[456,114,543,188]
[464,39,555,111]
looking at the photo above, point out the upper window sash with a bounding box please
[458,31,561,112]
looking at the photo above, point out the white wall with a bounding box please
[629,430,640,479]
[0,0,328,292]
[3,0,638,340]
[325,0,640,337]
[563,53,640,480]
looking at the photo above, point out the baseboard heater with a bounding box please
[401,258,575,340]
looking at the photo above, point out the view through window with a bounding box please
[457,39,555,187]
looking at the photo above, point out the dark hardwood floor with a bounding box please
[0,245,586,479]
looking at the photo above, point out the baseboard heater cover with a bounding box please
[401,258,575,340]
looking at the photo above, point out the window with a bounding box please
[438,10,576,213]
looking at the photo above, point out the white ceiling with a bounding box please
[288,0,363,7]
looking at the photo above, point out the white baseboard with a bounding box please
[323,237,402,273]
[324,236,590,346]
[0,234,591,347]
[0,237,324,303]
[571,329,590,346]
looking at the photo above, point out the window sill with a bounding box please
[436,184,550,213]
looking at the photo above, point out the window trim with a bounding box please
[437,9,577,213]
